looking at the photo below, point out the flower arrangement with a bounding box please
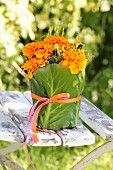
[21,29,87,143]
[22,35,86,78]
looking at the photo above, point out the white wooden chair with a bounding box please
[0,91,113,170]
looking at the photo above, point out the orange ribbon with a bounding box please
[28,93,81,143]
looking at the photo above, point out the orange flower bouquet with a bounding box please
[21,30,87,142]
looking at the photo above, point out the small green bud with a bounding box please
[53,43,59,51]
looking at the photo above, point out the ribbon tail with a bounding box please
[31,101,49,143]
[28,101,39,122]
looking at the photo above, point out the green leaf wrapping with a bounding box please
[30,64,85,130]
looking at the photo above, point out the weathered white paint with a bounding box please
[0,91,31,114]
[80,98,113,141]
[24,91,32,104]
[58,122,95,147]
[26,129,62,146]
[0,104,24,142]
[1,91,113,147]
[0,91,61,146]
[1,91,113,170]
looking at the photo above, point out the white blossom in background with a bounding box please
[0,0,35,57]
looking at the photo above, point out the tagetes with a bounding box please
[22,41,53,59]
[21,57,47,78]
[60,49,86,74]
[44,35,71,50]
[21,35,86,78]
[22,42,43,59]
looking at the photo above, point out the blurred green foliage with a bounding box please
[0,0,113,169]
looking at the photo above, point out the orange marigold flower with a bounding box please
[44,35,72,51]
[60,49,86,74]
[22,35,86,77]
[21,58,47,78]
[22,41,54,59]
[22,42,44,58]
[35,45,53,59]
[43,43,53,56]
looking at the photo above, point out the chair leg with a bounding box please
[0,155,25,170]
[70,141,113,170]
[0,143,25,170]
[0,143,23,156]
[0,158,7,170]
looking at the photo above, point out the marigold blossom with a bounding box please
[44,35,72,50]
[21,58,47,78]
[60,49,86,74]
[22,42,45,58]
[21,35,86,78]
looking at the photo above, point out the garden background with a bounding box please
[0,0,113,169]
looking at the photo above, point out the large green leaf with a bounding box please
[29,78,46,104]
[31,64,85,130]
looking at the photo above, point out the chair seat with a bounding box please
[0,90,112,147]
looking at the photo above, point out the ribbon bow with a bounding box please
[28,93,81,143]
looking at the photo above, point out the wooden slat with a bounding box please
[26,129,62,146]
[58,122,95,147]
[23,91,32,104]
[0,91,61,146]
[0,100,24,142]
[0,91,31,143]
[80,97,113,141]
[0,91,32,114]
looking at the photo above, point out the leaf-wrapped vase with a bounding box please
[30,64,85,131]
